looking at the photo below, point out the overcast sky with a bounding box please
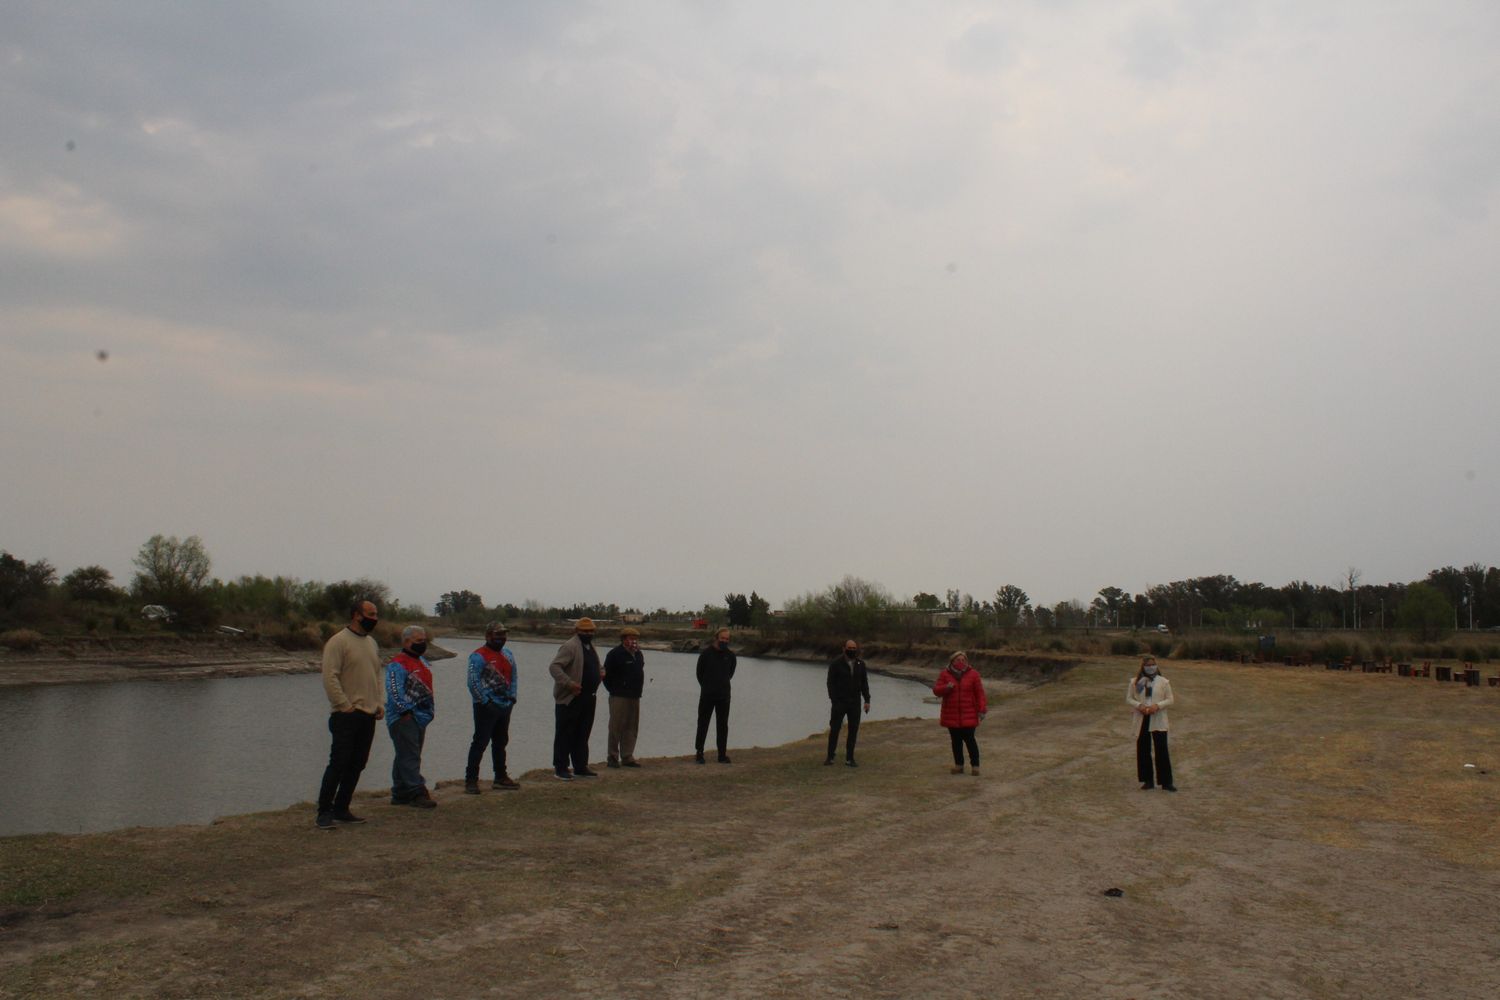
[3,1,1498,614]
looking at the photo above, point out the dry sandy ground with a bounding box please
[2,657,1498,999]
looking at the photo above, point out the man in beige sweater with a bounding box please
[316,600,386,830]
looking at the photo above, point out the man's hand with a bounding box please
[570,682,583,695]
[375,706,385,720]
[863,702,871,714]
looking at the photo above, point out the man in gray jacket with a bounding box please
[548,618,602,780]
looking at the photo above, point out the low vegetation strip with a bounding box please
[3,656,1499,998]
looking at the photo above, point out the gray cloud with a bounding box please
[3,1,1498,611]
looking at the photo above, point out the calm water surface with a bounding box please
[0,640,935,836]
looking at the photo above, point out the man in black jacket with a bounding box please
[694,627,736,764]
[603,627,646,768]
[826,639,871,767]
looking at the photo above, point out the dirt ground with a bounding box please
[3,657,1499,999]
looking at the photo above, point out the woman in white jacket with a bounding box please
[1126,656,1175,791]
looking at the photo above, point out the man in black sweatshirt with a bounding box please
[826,639,871,767]
[694,628,736,764]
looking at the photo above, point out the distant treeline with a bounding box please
[1,535,1495,649]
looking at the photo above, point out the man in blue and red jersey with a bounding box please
[465,621,520,794]
[386,625,437,808]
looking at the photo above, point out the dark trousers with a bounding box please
[1137,717,1173,787]
[389,713,428,800]
[827,699,862,761]
[553,695,597,772]
[317,710,377,813]
[467,702,513,781]
[948,727,979,767]
[695,694,731,756]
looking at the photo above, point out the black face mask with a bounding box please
[486,639,505,651]
[718,641,730,650]
[358,617,378,633]
[846,650,859,659]
[409,642,427,657]
[579,634,593,646]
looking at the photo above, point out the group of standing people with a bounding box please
[315,600,1180,829]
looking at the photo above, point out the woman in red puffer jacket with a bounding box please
[933,651,987,776]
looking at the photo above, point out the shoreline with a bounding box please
[0,634,983,693]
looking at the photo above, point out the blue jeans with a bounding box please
[467,702,513,781]
[389,713,428,801]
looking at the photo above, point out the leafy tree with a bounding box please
[132,535,211,599]
[64,565,121,603]
[782,575,895,636]
[912,592,942,611]
[435,590,485,618]
[724,593,751,627]
[748,591,771,626]
[1397,583,1453,642]
[1091,586,1129,625]
[1053,599,1086,627]
[992,585,1029,626]
[130,535,217,626]
[0,552,56,616]
[310,578,393,620]
[994,585,1030,612]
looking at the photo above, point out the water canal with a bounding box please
[1,640,937,836]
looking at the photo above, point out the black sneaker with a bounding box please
[622,759,642,768]
[823,758,835,766]
[845,759,858,768]
[553,769,573,781]
[463,781,481,795]
[574,767,600,778]
[606,759,621,769]
[718,755,732,764]
[695,753,706,765]
[315,812,336,831]
[333,810,366,824]
[1162,785,1177,792]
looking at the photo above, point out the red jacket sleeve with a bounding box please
[973,671,988,716]
[933,671,956,698]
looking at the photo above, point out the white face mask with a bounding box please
[1144,665,1158,677]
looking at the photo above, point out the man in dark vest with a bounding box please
[603,627,646,768]
[825,638,871,767]
[695,627,736,764]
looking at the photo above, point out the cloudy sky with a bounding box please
[3,1,1497,614]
